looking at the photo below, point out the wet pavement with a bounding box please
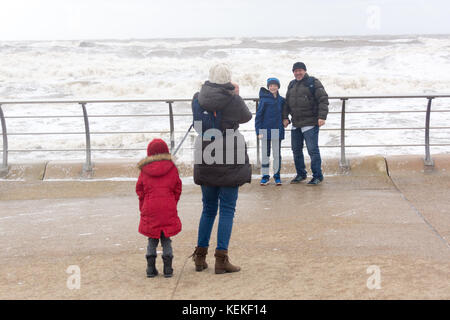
[0,155,449,299]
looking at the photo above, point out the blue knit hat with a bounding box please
[267,77,280,89]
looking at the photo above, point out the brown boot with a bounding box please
[191,246,208,272]
[214,249,240,274]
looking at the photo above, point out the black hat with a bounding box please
[292,62,307,72]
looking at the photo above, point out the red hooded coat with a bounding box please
[136,153,182,239]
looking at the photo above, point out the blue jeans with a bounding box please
[291,126,323,180]
[197,185,239,251]
[261,138,282,178]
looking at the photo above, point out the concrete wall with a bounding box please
[1,154,449,181]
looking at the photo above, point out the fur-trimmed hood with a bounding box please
[138,153,175,177]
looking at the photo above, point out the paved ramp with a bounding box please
[0,155,449,299]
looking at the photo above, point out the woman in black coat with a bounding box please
[191,63,252,274]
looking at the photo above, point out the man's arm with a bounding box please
[282,96,291,127]
[314,78,329,122]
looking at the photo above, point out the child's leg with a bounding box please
[261,135,271,178]
[146,237,159,258]
[272,138,282,178]
[160,232,174,277]
[160,232,173,258]
[146,237,159,277]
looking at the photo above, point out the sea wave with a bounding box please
[1,35,448,99]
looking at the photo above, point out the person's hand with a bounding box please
[257,134,263,139]
[318,119,326,127]
[283,119,290,128]
[231,82,239,95]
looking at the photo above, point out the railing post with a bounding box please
[255,99,261,169]
[80,103,93,174]
[339,98,350,170]
[167,101,175,152]
[424,97,434,166]
[0,104,8,176]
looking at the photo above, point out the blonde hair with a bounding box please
[208,63,231,84]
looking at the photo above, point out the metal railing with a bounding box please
[1,94,450,175]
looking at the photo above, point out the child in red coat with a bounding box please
[136,138,182,278]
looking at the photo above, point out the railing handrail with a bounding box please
[1,94,450,175]
[1,94,450,105]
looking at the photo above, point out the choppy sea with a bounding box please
[0,34,449,162]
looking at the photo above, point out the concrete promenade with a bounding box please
[0,155,449,299]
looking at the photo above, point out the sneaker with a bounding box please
[274,176,282,186]
[290,175,307,184]
[260,176,270,185]
[306,177,323,186]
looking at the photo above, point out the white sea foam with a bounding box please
[0,35,449,162]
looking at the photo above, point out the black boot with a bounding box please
[146,255,158,278]
[162,255,173,278]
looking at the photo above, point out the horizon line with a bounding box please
[1,32,450,43]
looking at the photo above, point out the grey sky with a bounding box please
[0,0,449,41]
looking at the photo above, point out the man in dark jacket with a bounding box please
[283,62,329,185]
[191,63,252,275]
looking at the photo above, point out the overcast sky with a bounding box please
[0,0,449,41]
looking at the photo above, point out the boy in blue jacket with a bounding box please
[255,78,285,185]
